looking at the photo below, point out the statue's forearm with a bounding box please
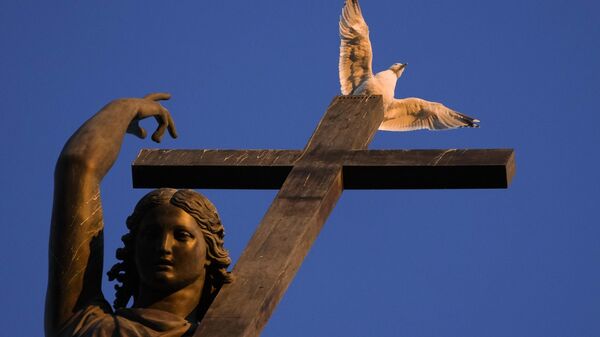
[58,99,139,181]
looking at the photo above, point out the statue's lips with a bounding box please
[151,259,174,269]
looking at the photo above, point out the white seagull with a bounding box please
[339,0,479,131]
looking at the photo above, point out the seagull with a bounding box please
[339,0,479,131]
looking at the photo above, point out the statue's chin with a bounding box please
[139,268,204,295]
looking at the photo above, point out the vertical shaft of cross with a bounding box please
[194,96,384,337]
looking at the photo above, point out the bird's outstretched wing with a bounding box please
[339,0,374,95]
[380,98,480,131]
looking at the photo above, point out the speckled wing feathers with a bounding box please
[339,0,374,95]
[379,98,480,131]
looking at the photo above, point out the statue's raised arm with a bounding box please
[45,93,177,336]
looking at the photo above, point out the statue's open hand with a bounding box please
[126,93,178,143]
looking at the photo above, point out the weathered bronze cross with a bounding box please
[132,96,515,337]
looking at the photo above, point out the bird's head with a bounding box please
[389,63,407,78]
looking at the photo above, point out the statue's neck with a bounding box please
[133,276,206,321]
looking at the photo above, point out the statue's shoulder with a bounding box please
[55,299,113,337]
[56,302,194,337]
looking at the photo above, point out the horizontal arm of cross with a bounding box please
[131,96,516,337]
[132,148,515,189]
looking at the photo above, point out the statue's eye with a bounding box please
[175,230,193,241]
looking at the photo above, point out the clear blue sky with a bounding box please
[1,1,599,336]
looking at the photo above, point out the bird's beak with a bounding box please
[392,63,407,77]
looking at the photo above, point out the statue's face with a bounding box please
[135,203,208,292]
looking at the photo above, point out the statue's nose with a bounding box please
[158,233,174,254]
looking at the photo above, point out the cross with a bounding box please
[132,96,515,337]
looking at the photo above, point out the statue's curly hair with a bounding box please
[107,188,233,315]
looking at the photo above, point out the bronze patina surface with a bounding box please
[46,94,232,337]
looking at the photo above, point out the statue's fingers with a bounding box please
[151,125,166,143]
[144,92,171,101]
[166,110,178,138]
[151,114,168,143]
[138,127,148,139]
[126,120,147,139]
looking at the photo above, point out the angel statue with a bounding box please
[46,94,233,337]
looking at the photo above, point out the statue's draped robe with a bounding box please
[58,300,195,337]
